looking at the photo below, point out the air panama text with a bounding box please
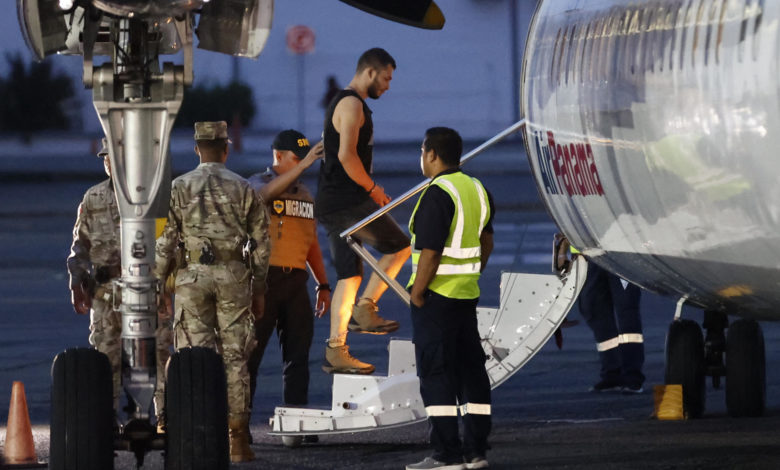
[533,130,604,196]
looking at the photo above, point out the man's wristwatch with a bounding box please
[315,283,331,292]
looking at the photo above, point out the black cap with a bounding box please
[272,129,310,159]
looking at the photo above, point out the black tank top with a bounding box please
[315,89,373,216]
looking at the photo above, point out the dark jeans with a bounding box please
[248,266,313,407]
[411,290,491,462]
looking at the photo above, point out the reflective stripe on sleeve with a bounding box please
[425,405,459,417]
[619,333,644,344]
[460,403,491,415]
[596,336,620,352]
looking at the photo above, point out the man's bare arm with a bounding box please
[480,231,494,273]
[333,97,390,205]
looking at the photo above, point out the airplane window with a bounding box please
[703,0,720,66]
[594,15,606,83]
[613,10,628,84]
[679,0,695,71]
[667,2,682,72]
[600,13,614,84]
[691,0,706,69]
[753,0,763,61]
[564,24,576,85]
[738,0,750,62]
[716,0,728,64]
[738,0,763,63]
[557,26,567,85]
[551,27,562,87]
[642,6,656,74]
[580,21,593,83]
[627,8,641,77]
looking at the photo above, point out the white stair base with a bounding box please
[269,257,586,437]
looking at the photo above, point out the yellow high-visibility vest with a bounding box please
[407,172,490,299]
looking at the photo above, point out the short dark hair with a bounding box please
[423,127,462,167]
[196,139,228,157]
[356,48,396,74]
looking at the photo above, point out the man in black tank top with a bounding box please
[315,48,411,374]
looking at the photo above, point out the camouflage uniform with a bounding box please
[67,179,173,414]
[155,159,270,421]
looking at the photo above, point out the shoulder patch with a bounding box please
[272,199,285,215]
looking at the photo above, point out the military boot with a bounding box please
[348,298,400,334]
[229,416,255,462]
[322,344,375,374]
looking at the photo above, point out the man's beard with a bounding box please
[367,80,382,99]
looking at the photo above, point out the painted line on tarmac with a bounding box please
[530,417,624,424]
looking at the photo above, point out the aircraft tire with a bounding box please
[50,347,115,470]
[664,319,706,418]
[725,319,765,417]
[165,347,229,470]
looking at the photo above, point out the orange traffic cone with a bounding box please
[3,381,45,467]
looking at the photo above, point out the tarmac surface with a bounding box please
[1,137,780,469]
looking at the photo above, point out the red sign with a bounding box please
[286,25,315,55]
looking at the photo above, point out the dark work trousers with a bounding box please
[248,266,313,407]
[578,261,645,387]
[411,290,491,462]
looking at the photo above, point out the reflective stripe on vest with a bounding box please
[407,172,490,299]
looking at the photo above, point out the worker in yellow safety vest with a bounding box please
[406,127,495,470]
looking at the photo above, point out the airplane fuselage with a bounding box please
[522,0,780,319]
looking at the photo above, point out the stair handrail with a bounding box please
[339,119,527,304]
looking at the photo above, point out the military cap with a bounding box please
[194,121,231,141]
[97,137,108,157]
[272,129,311,159]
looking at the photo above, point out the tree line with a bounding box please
[0,54,255,140]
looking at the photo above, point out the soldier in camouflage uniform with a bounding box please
[154,121,270,463]
[67,138,173,426]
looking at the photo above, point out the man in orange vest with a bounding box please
[247,130,331,419]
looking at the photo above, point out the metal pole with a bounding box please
[510,0,521,124]
[340,119,526,239]
[297,54,305,131]
[348,238,411,304]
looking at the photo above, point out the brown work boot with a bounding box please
[229,417,255,462]
[322,344,375,374]
[348,298,400,334]
[155,414,166,435]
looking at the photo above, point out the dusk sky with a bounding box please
[2,1,535,141]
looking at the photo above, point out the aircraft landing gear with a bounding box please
[50,348,115,470]
[725,319,766,417]
[664,319,706,418]
[703,311,727,389]
[664,309,767,419]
